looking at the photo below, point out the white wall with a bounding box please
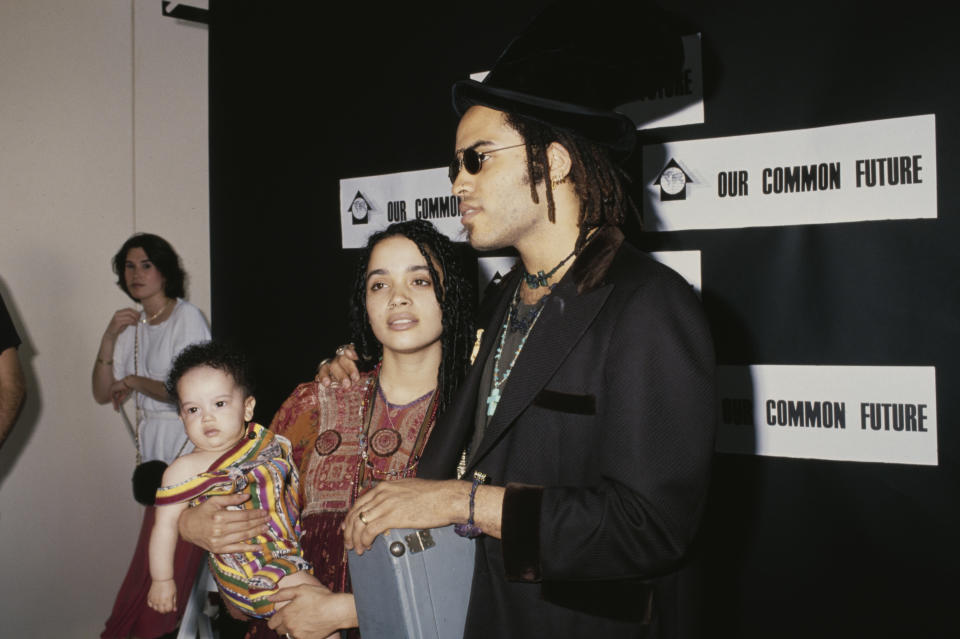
[0,1,209,635]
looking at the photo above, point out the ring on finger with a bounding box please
[359,511,369,525]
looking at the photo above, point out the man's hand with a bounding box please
[178,493,269,553]
[268,583,354,639]
[315,343,360,389]
[342,478,468,553]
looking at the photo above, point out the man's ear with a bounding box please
[546,141,573,183]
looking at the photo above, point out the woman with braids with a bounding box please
[180,220,475,638]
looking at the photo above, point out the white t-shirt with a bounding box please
[113,298,211,462]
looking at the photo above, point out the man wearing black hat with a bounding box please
[340,2,717,637]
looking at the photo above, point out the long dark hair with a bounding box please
[112,233,187,301]
[505,112,636,252]
[350,220,475,412]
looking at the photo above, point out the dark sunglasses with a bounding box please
[448,143,526,184]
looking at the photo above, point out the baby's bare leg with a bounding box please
[272,570,322,610]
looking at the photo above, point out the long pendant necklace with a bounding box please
[507,292,548,332]
[486,284,546,417]
[353,364,439,500]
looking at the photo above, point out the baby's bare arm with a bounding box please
[148,501,188,612]
[164,450,217,484]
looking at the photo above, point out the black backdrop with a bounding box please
[208,2,959,636]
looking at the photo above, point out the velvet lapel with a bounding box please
[463,273,614,475]
[420,226,624,479]
[418,271,519,478]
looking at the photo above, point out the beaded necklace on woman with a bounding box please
[350,362,439,502]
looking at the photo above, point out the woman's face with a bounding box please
[364,235,444,358]
[124,247,166,302]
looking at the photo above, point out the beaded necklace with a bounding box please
[486,283,546,417]
[132,309,187,465]
[139,298,172,324]
[351,364,439,501]
[507,292,549,332]
[522,247,576,289]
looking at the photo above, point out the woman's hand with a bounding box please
[109,378,132,410]
[177,493,269,553]
[92,308,139,404]
[268,583,356,639]
[315,343,360,389]
[105,307,140,339]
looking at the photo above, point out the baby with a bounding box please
[147,340,318,618]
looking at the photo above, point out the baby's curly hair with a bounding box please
[166,340,255,406]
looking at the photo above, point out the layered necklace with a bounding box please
[485,245,584,418]
[486,283,547,417]
[352,363,438,499]
[508,246,577,332]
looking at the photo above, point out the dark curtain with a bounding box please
[208,2,959,636]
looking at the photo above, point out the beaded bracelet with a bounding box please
[454,471,487,538]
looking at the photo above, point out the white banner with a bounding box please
[642,114,938,231]
[340,168,463,249]
[339,36,709,249]
[716,365,938,466]
[649,250,701,296]
[477,255,517,294]
[618,33,705,130]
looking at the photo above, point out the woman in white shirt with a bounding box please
[93,232,210,639]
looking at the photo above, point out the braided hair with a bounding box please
[504,112,637,252]
[349,220,475,412]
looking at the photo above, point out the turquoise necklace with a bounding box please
[486,284,546,417]
[522,247,577,289]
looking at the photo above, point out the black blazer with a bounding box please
[420,226,717,638]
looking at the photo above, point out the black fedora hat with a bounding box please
[452,0,684,157]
